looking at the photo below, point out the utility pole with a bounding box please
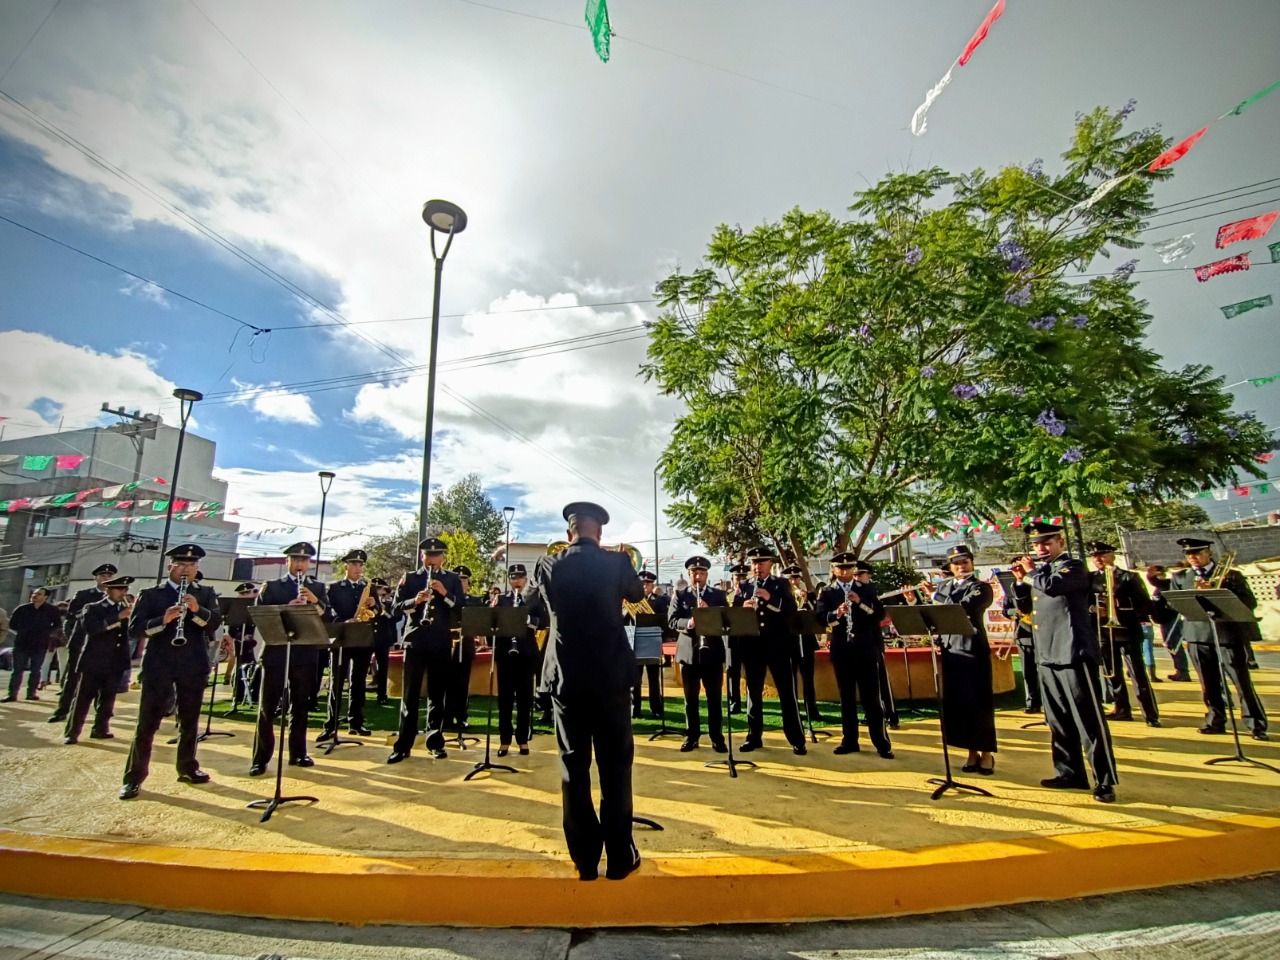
[101,404,163,556]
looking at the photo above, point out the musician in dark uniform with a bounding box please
[1087,542,1159,727]
[249,542,330,776]
[629,571,667,719]
[784,564,823,723]
[1002,557,1041,712]
[669,555,727,752]
[929,545,997,775]
[229,582,261,708]
[319,549,377,742]
[371,578,398,705]
[735,545,806,755]
[48,563,117,723]
[1027,522,1118,803]
[388,537,466,763]
[817,555,894,758]
[724,562,748,713]
[120,544,222,800]
[523,501,645,881]
[445,564,484,732]
[1155,537,1268,740]
[64,575,134,743]
[494,563,539,756]
[1145,565,1192,681]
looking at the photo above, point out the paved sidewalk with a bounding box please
[2,873,1278,960]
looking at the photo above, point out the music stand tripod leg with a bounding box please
[899,643,924,719]
[451,641,479,750]
[464,633,516,781]
[705,635,754,777]
[647,657,676,741]
[924,629,992,801]
[323,646,364,755]
[1203,619,1280,774]
[198,651,234,741]
[248,639,318,823]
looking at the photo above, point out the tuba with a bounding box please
[614,543,644,571]
[546,540,571,556]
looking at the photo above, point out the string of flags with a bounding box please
[71,507,224,527]
[1222,296,1273,320]
[0,495,223,515]
[911,0,1006,136]
[0,478,178,513]
[0,454,88,471]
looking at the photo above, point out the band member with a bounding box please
[1002,557,1041,713]
[1026,522,1118,803]
[735,545,807,755]
[320,549,377,741]
[1145,564,1192,681]
[669,555,727,753]
[371,578,398,705]
[494,563,539,756]
[388,538,465,763]
[250,542,329,776]
[48,563,117,722]
[1156,538,1268,740]
[522,501,645,881]
[229,582,261,707]
[725,562,748,713]
[446,564,484,732]
[629,571,667,719]
[4,587,62,703]
[818,556,894,758]
[1087,542,1159,727]
[120,544,222,800]
[784,564,823,724]
[64,575,134,743]
[928,545,997,775]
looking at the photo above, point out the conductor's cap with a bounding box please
[1027,522,1063,542]
[562,501,610,525]
[684,555,711,571]
[1177,537,1214,552]
[166,543,206,561]
[283,541,316,559]
[103,574,134,589]
[92,563,119,576]
[418,537,447,554]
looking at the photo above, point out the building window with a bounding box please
[28,513,51,537]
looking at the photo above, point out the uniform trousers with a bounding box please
[1187,642,1268,734]
[52,635,84,717]
[830,644,891,752]
[123,671,205,784]
[679,659,724,742]
[231,641,260,706]
[324,646,373,732]
[631,663,662,717]
[1016,640,1041,710]
[496,649,535,744]
[66,667,118,739]
[552,688,635,877]
[726,639,742,711]
[1107,639,1159,721]
[6,640,46,700]
[446,643,475,727]
[253,654,316,766]
[1038,660,1118,789]
[742,642,805,748]
[393,645,448,754]
[876,654,898,726]
[793,637,820,719]
[373,641,393,702]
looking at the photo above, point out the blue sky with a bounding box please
[1,0,1279,559]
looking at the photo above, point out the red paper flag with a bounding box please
[54,454,86,470]
[1194,252,1251,282]
[1234,486,1251,497]
[1257,453,1276,463]
[1216,211,1279,248]
[1149,127,1208,172]
[153,476,168,484]
[958,0,1006,66]
[1051,515,1063,525]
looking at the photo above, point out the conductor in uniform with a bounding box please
[120,544,222,800]
[522,501,645,881]
[64,574,134,744]
[1027,522,1118,803]
[388,537,465,763]
[250,542,329,776]
[49,562,117,724]
[669,555,728,753]
[320,549,377,741]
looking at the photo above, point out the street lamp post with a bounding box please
[653,464,660,584]
[502,506,515,589]
[155,388,202,583]
[418,199,468,544]
[316,471,336,570]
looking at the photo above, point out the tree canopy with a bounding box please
[642,106,1270,576]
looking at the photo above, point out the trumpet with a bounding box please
[171,576,190,646]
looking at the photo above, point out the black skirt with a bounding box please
[941,646,998,752]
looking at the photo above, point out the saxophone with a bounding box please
[354,580,377,622]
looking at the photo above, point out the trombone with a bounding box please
[1196,550,1237,590]
[1095,565,1122,679]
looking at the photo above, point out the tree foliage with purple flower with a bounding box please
[644,106,1272,572]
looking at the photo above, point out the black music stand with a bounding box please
[697,607,759,777]
[226,618,258,716]
[886,604,994,801]
[246,605,330,822]
[460,605,525,781]
[1164,589,1280,775]
[789,610,832,742]
[168,596,249,744]
[633,613,676,741]
[322,621,374,755]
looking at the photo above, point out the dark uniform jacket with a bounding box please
[1159,562,1257,647]
[932,575,993,656]
[327,577,370,621]
[816,581,884,654]
[256,576,330,668]
[395,567,465,657]
[734,575,798,648]
[78,596,134,675]
[523,538,644,699]
[129,580,223,678]
[496,589,542,657]
[1029,553,1097,667]
[64,586,104,652]
[9,602,63,647]
[669,584,727,664]
[1002,579,1033,644]
[1088,566,1149,642]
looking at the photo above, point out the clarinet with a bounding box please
[171,576,190,646]
[694,582,709,651]
[842,580,854,640]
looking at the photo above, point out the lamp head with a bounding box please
[172,387,203,404]
[422,199,467,234]
[503,506,515,523]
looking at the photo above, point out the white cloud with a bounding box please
[119,277,170,307]
[228,378,319,425]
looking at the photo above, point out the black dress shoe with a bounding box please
[315,730,336,743]
[348,725,372,736]
[46,713,65,722]
[518,745,529,756]
[1023,706,1042,714]
[977,760,996,776]
[249,764,267,776]
[386,751,410,764]
[1168,672,1192,682]
[497,745,510,757]
[605,851,642,881]
[792,744,807,756]
[1252,730,1270,742]
[960,762,979,773]
[1198,725,1226,735]
[1146,718,1162,728]
[877,748,895,759]
[63,736,77,745]
[178,770,211,784]
[429,747,448,759]
[833,742,860,755]
[887,718,901,730]
[577,865,599,882]
[679,739,698,752]
[1093,785,1116,803]
[377,698,391,707]
[0,696,15,703]
[119,782,141,800]
[1107,711,1133,721]
[710,740,728,753]
[89,730,114,740]
[289,756,315,767]
[1041,776,1090,789]
[738,739,761,753]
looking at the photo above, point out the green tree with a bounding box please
[425,474,505,556]
[642,105,1270,578]
[439,529,489,594]
[362,515,417,585]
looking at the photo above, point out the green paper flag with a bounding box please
[1270,241,1280,263]
[1249,372,1280,387]
[1232,77,1280,115]
[1258,483,1273,495]
[585,0,611,63]
[153,500,167,511]
[1221,295,1274,319]
[22,455,53,471]
[51,493,75,506]
[1195,490,1213,499]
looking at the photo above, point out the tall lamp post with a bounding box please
[502,506,515,588]
[155,387,202,583]
[418,198,468,543]
[652,464,661,584]
[316,471,336,571]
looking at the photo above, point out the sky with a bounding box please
[1,0,1279,565]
